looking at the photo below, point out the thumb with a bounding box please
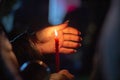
[56,20,69,30]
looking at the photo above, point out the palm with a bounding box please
[35,26,63,54]
[34,22,82,54]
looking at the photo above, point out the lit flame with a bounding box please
[54,29,58,36]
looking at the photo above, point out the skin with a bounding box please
[32,21,82,54]
[50,69,74,80]
[58,69,74,80]
[29,22,82,79]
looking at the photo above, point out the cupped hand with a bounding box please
[32,22,82,54]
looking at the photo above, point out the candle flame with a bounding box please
[54,29,58,36]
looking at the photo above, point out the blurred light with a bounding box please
[20,62,30,71]
[2,15,14,32]
[48,0,67,25]
[1,0,21,33]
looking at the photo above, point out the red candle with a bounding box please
[54,29,60,72]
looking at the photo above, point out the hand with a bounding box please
[58,69,74,80]
[31,21,82,54]
[50,69,74,80]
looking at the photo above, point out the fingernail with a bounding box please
[74,50,77,53]
[64,20,69,24]
[78,31,81,35]
[80,37,82,41]
[79,44,82,47]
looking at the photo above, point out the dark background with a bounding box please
[0,0,111,80]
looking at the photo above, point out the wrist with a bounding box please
[28,38,43,54]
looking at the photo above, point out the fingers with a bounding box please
[56,20,69,31]
[58,69,74,80]
[50,69,74,80]
[59,40,82,54]
[63,34,82,42]
[62,41,81,48]
[59,27,82,54]
[63,27,81,35]
[59,48,77,54]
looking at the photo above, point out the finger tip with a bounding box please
[80,37,83,41]
[79,43,82,46]
[78,31,81,35]
[74,50,77,53]
[64,20,69,23]
[70,49,77,53]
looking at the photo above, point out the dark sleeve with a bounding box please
[11,32,43,67]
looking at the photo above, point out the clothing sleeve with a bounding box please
[11,32,43,67]
[0,26,22,80]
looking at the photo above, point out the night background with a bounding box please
[1,0,120,80]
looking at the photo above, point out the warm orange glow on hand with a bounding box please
[33,22,82,54]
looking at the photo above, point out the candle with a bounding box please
[54,29,60,72]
